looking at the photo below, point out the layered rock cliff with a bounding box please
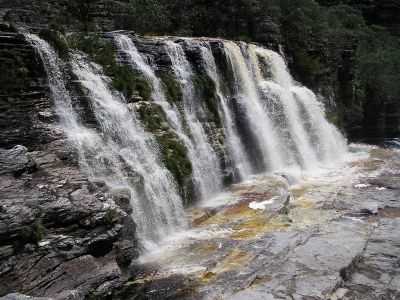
[0,25,139,298]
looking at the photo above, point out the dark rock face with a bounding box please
[0,146,36,176]
[0,140,139,298]
[0,26,57,149]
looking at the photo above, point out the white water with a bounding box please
[113,34,347,179]
[223,41,286,171]
[25,34,81,133]
[112,34,346,192]
[198,42,253,180]
[249,46,320,169]
[27,32,348,251]
[220,41,347,172]
[291,86,347,163]
[114,34,223,200]
[113,34,181,130]
[252,47,347,166]
[26,34,186,246]
[163,40,223,198]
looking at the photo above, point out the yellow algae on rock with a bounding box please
[200,249,252,283]
[293,196,315,209]
[290,184,310,199]
[201,271,217,282]
[213,249,253,274]
[370,148,394,160]
[231,214,290,240]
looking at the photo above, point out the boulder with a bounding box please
[0,146,36,176]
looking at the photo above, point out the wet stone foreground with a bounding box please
[122,145,400,300]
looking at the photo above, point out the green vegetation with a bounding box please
[39,29,70,59]
[19,219,45,247]
[123,0,400,139]
[158,72,183,104]
[193,73,222,127]
[66,0,97,32]
[67,33,152,100]
[356,27,400,101]
[104,209,119,226]
[134,102,193,202]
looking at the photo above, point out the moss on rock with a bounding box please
[158,71,183,104]
[192,73,222,128]
[67,33,152,100]
[133,101,194,204]
[39,29,70,59]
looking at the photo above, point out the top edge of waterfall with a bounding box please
[107,31,277,47]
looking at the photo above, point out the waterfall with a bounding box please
[163,40,223,198]
[26,31,347,245]
[25,34,81,133]
[198,42,253,180]
[114,34,223,200]
[250,46,347,166]
[26,34,186,246]
[220,41,347,171]
[249,46,319,169]
[223,41,286,171]
[291,86,347,163]
[112,34,346,190]
[113,34,181,130]
[113,34,346,178]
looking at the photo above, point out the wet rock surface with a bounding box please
[122,146,400,300]
[0,140,139,298]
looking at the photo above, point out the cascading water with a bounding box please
[25,34,82,133]
[114,34,346,177]
[113,34,181,130]
[250,46,347,166]
[248,46,320,169]
[114,34,223,200]
[162,40,223,198]
[223,41,286,171]
[198,42,253,180]
[26,34,186,247]
[27,32,347,246]
[291,86,347,163]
